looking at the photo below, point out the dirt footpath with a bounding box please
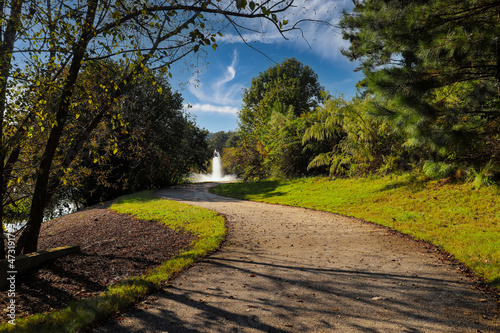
[93,183,499,332]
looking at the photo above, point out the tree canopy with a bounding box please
[0,0,303,255]
[65,68,211,207]
[339,0,500,169]
[238,58,325,134]
[296,0,500,181]
[207,131,239,155]
[235,58,327,179]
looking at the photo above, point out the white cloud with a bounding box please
[290,0,352,59]
[218,0,353,61]
[218,31,284,45]
[185,103,239,115]
[188,48,243,106]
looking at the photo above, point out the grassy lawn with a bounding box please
[211,175,500,289]
[1,191,225,333]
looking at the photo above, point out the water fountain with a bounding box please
[211,150,223,180]
[190,150,238,182]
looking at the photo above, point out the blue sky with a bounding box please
[170,0,362,133]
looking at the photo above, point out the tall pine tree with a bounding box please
[340,0,500,171]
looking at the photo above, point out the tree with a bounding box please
[65,68,211,207]
[236,58,325,179]
[260,103,324,178]
[239,58,325,133]
[339,0,500,173]
[207,131,238,155]
[0,0,304,255]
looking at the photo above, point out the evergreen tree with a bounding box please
[340,0,500,172]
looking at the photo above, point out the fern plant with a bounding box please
[303,96,408,176]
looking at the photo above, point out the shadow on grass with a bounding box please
[378,174,500,194]
[376,178,427,193]
[490,277,500,290]
[212,180,284,199]
[112,190,159,205]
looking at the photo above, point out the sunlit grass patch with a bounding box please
[0,191,225,333]
[212,175,500,289]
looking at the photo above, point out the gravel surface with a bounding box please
[92,183,499,333]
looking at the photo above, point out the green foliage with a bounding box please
[236,59,327,179]
[230,134,267,180]
[422,161,456,180]
[0,0,299,255]
[207,131,240,154]
[206,131,243,175]
[239,58,324,134]
[470,160,500,189]
[212,176,500,289]
[0,191,225,332]
[340,0,500,171]
[221,147,243,175]
[303,96,409,176]
[48,66,211,207]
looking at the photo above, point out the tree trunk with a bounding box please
[16,0,98,255]
[0,0,25,258]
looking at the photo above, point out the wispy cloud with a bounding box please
[185,103,239,115]
[185,48,243,117]
[218,31,284,45]
[188,49,243,106]
[218,0,352,61]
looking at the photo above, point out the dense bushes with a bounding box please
[56,72,211,207]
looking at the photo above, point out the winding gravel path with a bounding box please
[94,183,499,332]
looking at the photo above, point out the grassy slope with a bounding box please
[212,175,500,289]
[1,191,226,333]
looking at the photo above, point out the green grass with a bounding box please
[1,190,225,333]
[212,175,500,289]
